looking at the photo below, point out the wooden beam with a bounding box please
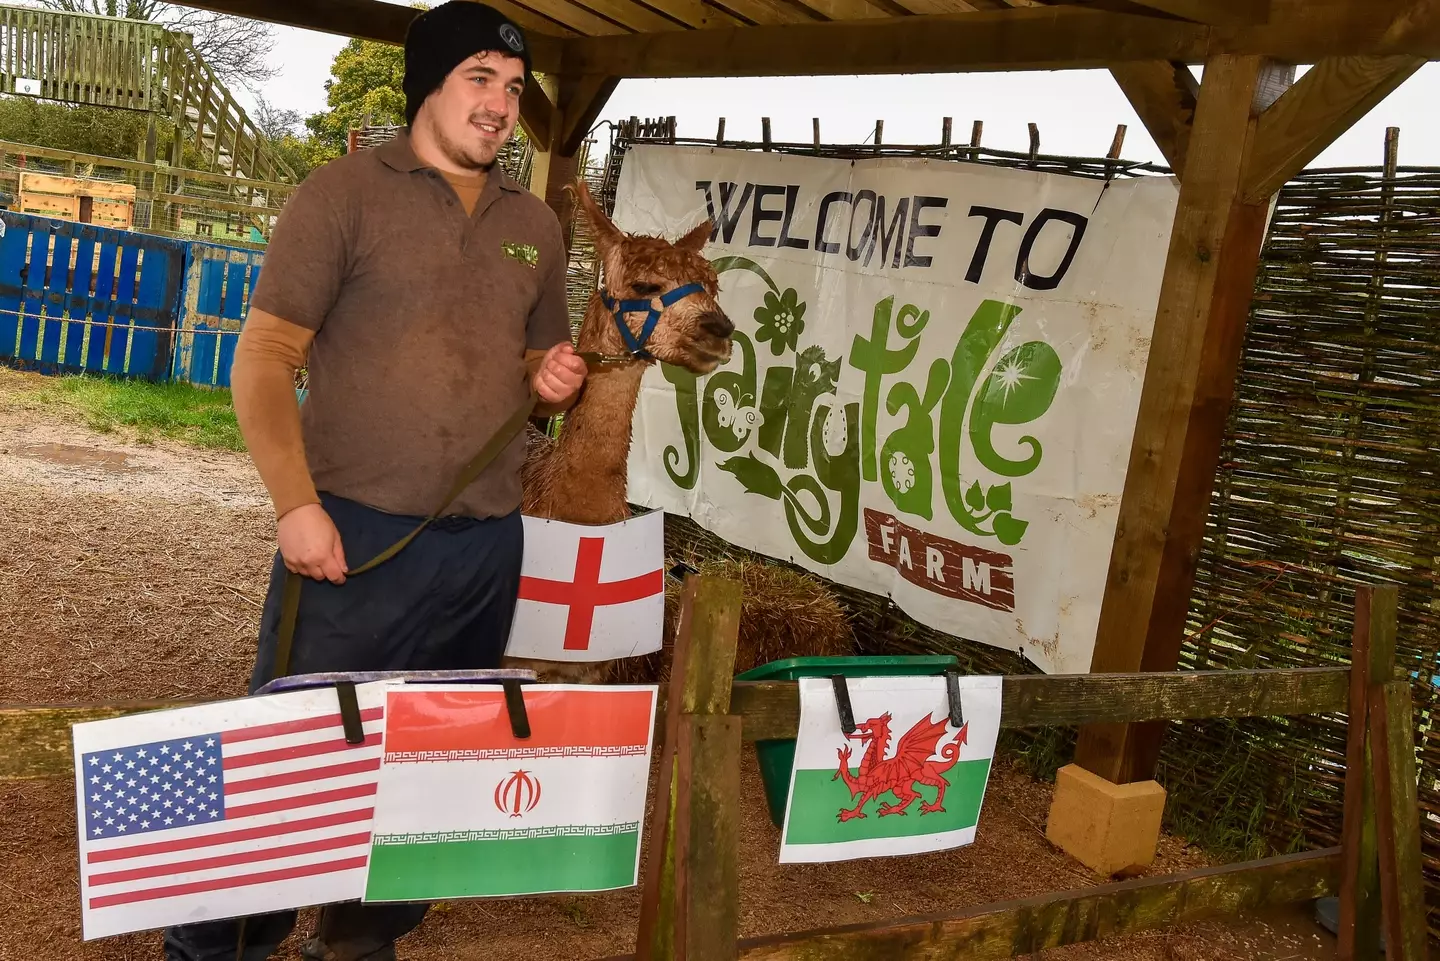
[169,0,564,71]
[1109,60,1199,176]
[560,6,1207,77]
[1072,54,1285,787]
[1242,54,1424,203]
[518,79,555,151]
[558,73,620,156]
[556,0,1440,80]
[0,667,1349,780]
[730,667,1347,743]
[602,849,1339,961]
[1121,0,1271,26]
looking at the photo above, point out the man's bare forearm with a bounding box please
[231,308,321,519]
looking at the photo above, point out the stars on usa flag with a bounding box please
[82,735,227,839]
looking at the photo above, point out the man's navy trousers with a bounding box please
[163,491,524,961]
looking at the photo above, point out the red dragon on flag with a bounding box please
[832,711,969,822]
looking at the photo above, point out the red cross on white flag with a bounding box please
[504,510,666,663]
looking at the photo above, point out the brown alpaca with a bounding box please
[503,179,733,683]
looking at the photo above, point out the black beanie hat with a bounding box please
[403,1,533,127]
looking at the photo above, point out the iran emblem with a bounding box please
[504,510,666,662]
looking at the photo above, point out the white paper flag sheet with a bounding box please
[71,682,391,939]
[505,511,666,662]
[779,674,1002,864]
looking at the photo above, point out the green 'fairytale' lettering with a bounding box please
[654,254,1063,560]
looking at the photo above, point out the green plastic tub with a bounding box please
[734,654,961,828]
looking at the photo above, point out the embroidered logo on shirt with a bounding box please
[501,241,539,268]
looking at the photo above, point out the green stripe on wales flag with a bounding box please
[364,825,641,900]
[782,758,992,846]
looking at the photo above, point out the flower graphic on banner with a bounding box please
[753,287,806,355]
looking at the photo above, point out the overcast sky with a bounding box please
[240,2,1440,170]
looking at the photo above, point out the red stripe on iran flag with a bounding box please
[381,688,654,757]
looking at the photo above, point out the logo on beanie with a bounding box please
[499,23,524,52]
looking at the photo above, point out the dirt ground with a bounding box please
[0,367,1341,961]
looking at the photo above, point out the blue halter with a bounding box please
[600,282,706,360]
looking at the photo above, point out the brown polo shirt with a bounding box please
[247,131,570,520]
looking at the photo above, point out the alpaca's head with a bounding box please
[572,178,733,374]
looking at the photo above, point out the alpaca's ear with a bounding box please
[568,178,624,253]
[676,217,713,253]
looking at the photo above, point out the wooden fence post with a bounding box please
[1339,583,1425,961]
[1338,584,1384,961]
[636,574,744,961]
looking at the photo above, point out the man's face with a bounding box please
[420,51,525,171]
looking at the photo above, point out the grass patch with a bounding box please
[34,373,245,451]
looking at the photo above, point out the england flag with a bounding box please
[504,510,666,662]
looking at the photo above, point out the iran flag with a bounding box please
[505,510,665,662]
[362,684,657,902]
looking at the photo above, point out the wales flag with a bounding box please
[778,675,1002,864]
[362,684,657,901]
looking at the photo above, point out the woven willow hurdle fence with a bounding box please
[570,119,1440,938]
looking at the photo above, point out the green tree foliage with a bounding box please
[301,36,408,169]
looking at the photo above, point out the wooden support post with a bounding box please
[873,118,883,152]
[636,574,743,961]
[941,116,952,147]
[1108,123,1126,159]
[812,117,820,150]
[520,73,558,198]
[1026,122,1039,162]
[1109,61,1199,178]
[541,74,620,250]
[1337,583,1426,961]
[716,117,726,145]
[761,117,772,151]
[1070,55,1287,787]
[1338,585,1389,961]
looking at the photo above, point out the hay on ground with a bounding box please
[611,556,856,684]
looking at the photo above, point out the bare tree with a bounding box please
[252,94,301,142]
[30,0,279,91]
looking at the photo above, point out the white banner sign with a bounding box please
[616,145,1179,674]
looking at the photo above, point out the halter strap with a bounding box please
[600,282,706,360]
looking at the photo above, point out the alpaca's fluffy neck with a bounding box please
[541,299,649,525]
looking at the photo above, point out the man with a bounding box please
[162,4,586,959]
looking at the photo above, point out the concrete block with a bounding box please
[1045,763,1167,877]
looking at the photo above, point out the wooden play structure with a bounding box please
[0,4,299,245]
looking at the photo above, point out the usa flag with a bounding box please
[73,681,392,940]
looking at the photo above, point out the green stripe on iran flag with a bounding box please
[779,675,1003,864]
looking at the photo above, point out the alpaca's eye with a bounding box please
[630,282,663,296]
